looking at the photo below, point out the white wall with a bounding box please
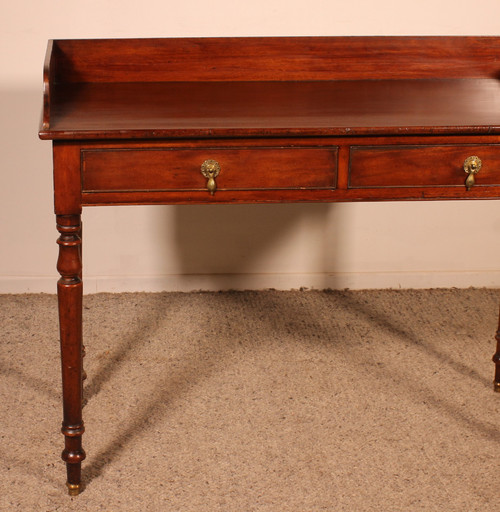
[1,1,500,293]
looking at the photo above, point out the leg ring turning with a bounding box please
[66,482,81,496]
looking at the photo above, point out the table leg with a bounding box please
[79,222,87,383]
[56,214,86,495]
[493,306,500,392]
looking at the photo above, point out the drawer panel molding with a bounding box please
[82,147,338,193]
[349,145,500,189]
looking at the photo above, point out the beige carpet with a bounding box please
[0,289,499,511]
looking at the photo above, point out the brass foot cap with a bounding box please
[494,381,500,393]
[67,482,81,496]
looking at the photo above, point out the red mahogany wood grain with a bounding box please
[38,36,500,496]
[50,37,500,83]
[349,144,500,188]
[82,146,338,192]
[40,79,500,140]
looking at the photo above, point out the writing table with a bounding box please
[39,36,500,495]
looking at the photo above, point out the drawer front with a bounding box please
[82,147,338,192]
[349,145,500,188]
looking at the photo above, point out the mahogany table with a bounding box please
[39,36,500,495]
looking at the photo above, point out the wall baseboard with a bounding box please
[1,271,500,294]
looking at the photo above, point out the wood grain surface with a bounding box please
[38,36,500,496]
[41,79,500,140]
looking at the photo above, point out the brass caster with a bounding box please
[67,482,81,496]
[494,381,500,393]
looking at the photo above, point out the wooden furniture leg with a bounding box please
[79,222,87,383]
[56,214,86,495]
[493,307,500,392]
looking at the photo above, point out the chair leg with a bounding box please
[493,307,500,392]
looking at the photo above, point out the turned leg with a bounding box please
[493,306,500,392]
[56,214,86,495]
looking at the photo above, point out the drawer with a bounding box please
[349,145,500,188]
[82,147,338,193]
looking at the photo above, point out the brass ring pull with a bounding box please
[200,159,221,195]
[464,156,482,191]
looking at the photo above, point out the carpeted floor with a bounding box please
[0,289,499,511]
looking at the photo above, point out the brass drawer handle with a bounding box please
[200,159,221,195]
[464,156,482,191]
